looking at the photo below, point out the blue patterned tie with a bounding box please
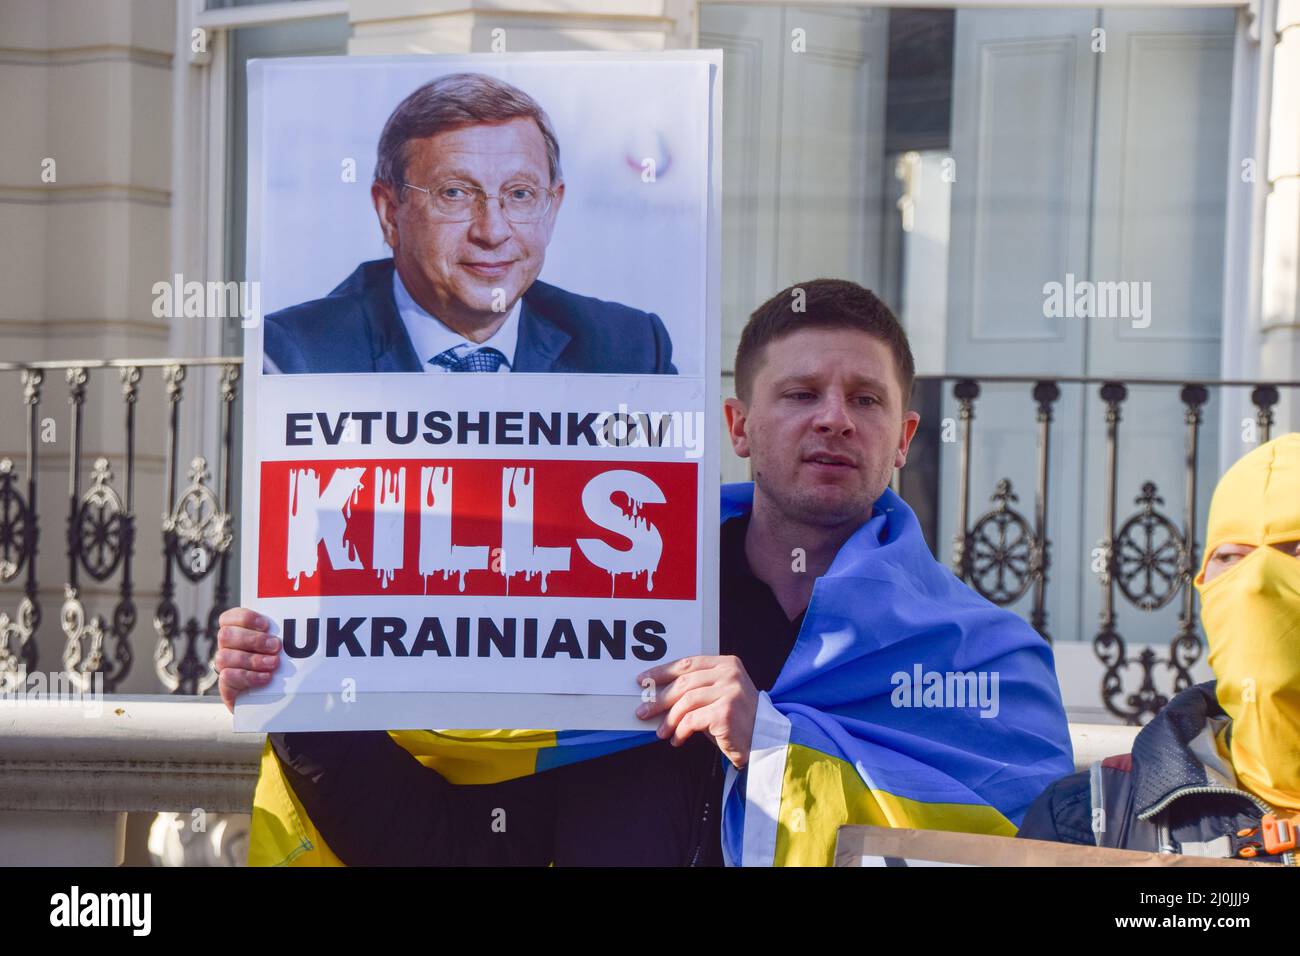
[430,346,508,373]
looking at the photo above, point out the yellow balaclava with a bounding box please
[1194,433,1300,812]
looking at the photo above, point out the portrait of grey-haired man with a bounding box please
[263,72,677,376]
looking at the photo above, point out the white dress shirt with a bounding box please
[392,269,521,373]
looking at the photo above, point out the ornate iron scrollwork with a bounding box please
[1095,628,1200,724]
[156,456,232,693]
[154,360,239,695]
[1096,634,1165,720]
[1113,482,1186,611]
[967,479,1037,605]
[60,366,108,694]
[61,582,106,690]
[0,597,36,693]
[1095,384,1208,724]
[59,363,140,692]
[0,459,32,583]
[75,457,126,581]
[0,368,44,689]
[165,458,232,583]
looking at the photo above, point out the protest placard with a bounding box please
[236,52,721,732]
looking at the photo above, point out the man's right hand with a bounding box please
[215,607,280,714]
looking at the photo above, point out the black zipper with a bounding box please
[688,757,723,866]
[1142,785,1296,865]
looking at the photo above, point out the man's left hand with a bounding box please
[635,656,759,769]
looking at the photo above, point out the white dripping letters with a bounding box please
[419,466,489,592]
[373,465,406,588]
[576,469,664,594]
[286,466,366,589]
[501,467,570,592]
[284,465,665,592]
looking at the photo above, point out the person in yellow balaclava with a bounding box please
[1018,432,1300,863]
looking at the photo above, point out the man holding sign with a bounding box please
[221,279,1073,866]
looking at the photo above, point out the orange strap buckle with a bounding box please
[1261,813,1300,855]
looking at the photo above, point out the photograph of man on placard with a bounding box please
[262,72,678,376]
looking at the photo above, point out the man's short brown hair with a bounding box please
[733,278,915,404]
[374,72,563,189]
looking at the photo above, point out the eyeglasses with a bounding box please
[401,181,556,224]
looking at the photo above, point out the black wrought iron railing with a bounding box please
[901,374,1294,724]
[0,358,240,696]
[0,359,1294,723]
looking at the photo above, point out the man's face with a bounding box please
[725,327,920,529]
[372,117,564,334]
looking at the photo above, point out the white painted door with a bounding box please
[943,8,1234,668]
[1078,7,1233,658]
[942,9,1099,644]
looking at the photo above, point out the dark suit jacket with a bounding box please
[263,259,676,374]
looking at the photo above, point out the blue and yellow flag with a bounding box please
[716,483,1073,865]
[247,483,1073,866]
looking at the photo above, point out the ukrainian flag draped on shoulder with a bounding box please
[716,482,1072,865]
[247,482,1072,867]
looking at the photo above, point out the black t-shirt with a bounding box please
[270,513,804,865]
[720,513,805,691]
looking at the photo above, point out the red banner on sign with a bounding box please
[258,458,698,600]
